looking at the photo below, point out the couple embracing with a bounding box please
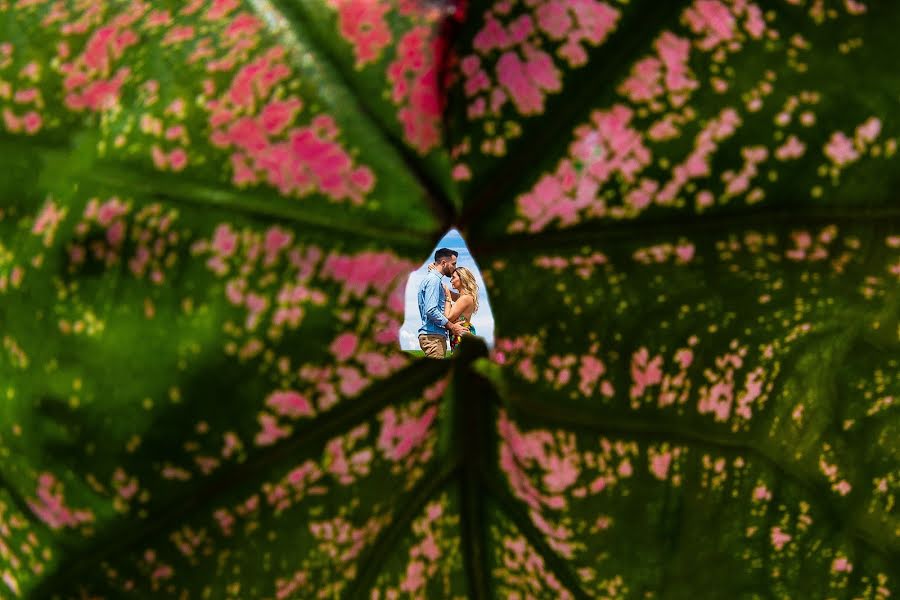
[417,248,479,358]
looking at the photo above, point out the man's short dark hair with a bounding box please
[434,248,458,262]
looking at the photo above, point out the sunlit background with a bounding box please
[399,229,494,350]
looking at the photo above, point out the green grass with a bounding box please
[404,349,458,359]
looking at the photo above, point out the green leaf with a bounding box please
[2,0,898,598]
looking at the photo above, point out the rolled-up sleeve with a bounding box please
[424,278,448,328]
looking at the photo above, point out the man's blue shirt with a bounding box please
[417,269,448,336]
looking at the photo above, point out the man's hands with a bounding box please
[447,321,467,337]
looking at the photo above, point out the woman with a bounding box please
[443,266,478,352]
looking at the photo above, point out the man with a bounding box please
[418,248,467,358]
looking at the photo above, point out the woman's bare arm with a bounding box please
[445,295,473,323]
[443,284,452,316]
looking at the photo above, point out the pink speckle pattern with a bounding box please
[329,332,359,361]
[0,1,392,207]
[824,131,860,167]
[499,411,575,511]
[64,200,181,287]
[535,252,608,279]
[683,0,767,51]
[369,494,463,598]
[632,241,696,265]
[452,0,619,168]
[266,390,314,419]
[176,379,443,596]
[328,0,392,68]
[630,347,663,400]
[481,0,891,234]
[26,473,95,530]
[823,117,882,176]
[770,526,792,551]
[68,196,131,267]
[378,403,438,463]
[510,101,742,230]
[189,223,416,447]
[207,47,376,204]
[512,104,651,231]
[831,556,853,573]
[309,514,388,566]
[60,14,139,112]
[464,0,620,116]
[649,447,679,480]
[387,26,444,154]
[31,199,68,247]
[323,0,450,154]
[618,32,696,108]
[495,44,561,115]
[775,135,806,161]
[494,530,574,600]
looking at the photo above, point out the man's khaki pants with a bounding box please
[418,334,447,358]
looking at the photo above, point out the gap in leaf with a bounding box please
[399,228,494,356]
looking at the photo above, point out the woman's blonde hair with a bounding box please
[454,267,479,314]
